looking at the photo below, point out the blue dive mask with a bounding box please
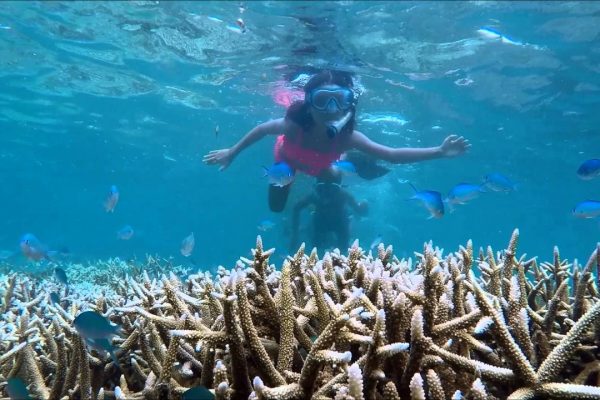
[308,87,355,113]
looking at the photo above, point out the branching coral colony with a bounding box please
[1,229,600,399]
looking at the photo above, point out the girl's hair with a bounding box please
[285,70,357,135]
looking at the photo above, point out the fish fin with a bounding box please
[110,349,120,369]
[407,182,419,193]
[111,324,124,337]
[444,199,456,213]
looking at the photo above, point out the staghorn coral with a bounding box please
[0,232,599,399]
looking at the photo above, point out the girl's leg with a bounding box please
[268,184,292,212]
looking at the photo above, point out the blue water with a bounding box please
[1,1,600,271]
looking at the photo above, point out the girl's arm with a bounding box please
[203,118,289,170]
[349,130,470,164]
[230,118,287,158]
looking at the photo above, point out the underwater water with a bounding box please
[0,0,599,272]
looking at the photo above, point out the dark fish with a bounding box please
[6,377,31,400]
[85,337,119,366]
[182,386,215,400]
[73,310,121,340]
[49,292,61,305]
[577,159,600,180]
[54,267,68,286]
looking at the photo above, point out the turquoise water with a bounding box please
[1,1,599,271]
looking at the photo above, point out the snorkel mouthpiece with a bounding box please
[326,110,353,139]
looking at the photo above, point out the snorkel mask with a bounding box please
[307,87,356,138]
[307,87,355,113]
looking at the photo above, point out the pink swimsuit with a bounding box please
[274,132,342,176]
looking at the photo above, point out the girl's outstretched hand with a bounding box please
[440,135,471,157]
[203,148,234,171]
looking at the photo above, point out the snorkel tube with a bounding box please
[326,110,353,139]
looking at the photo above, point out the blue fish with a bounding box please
[408,183,444,219]
[263,162,294,187]
[573,200,600,219]
[331,160,357,175]
[483,173,517,192]
[446,183,486,205]
[182,386,215,400]
[73,311,121,340]
[577,159,600,180]
[116,225,134,240]
[6,377,31,400]
[54,267,68,286]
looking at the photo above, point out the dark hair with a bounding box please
[285,70,357,135]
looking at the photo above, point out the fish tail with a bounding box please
[443,199,456,213]
[405,196,417,202]
[110,349,120,368]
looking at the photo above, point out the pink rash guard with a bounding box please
[274,132,343,176]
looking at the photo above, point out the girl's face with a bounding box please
[308,84,353,125]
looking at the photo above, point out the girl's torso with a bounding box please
[275,123,353,176]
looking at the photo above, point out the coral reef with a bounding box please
[1,230,600,399]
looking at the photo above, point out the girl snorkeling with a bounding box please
[203,70,470,212]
